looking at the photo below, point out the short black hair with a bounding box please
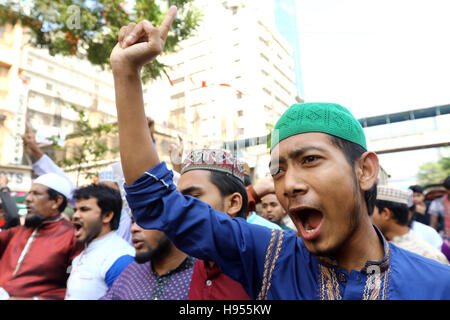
[375,199,409,226]
[209,171,248,219]
[329,135,377,216]
[409,185,423,194]
[444,176,450,190]
[244,174,252,187]
[47,188,68,213]
[74,184,122,230]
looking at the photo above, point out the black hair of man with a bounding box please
[375,199,410,226]
[47,188,68,213]
[209,171,248,219]
[408,185,423,194]
[329,136,377,216]
[74,184,122,230]
[444,176,450,190]
[244,174,252,187]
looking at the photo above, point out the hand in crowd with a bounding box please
[0,175,8,189]
[110,6,178,71]
[21,122,43,161]
[253,175,275,198]
[147,117,155,143]
[169,135,184,173]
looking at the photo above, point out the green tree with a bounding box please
[0,0,201,83]
[416,149,450,186]
[50,105,119,186]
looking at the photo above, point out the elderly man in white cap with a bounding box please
[0,173,83,300]
[371,185,448,264]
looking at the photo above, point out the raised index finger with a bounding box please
[159,5,178,41]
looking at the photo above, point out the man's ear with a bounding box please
[224,192,243,218]
[102,211,114,225]
[51,195,64,211]
[380,207,393,221]
[356,151,379,192]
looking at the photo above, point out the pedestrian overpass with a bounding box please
[222,104,450,155]
[361,104,450,154]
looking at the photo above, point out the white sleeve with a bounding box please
[172,170,180,186]
[428,198,443,217]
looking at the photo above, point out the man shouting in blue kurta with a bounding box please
[109,6,450,299]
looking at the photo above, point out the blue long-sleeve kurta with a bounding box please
[125,162,450,300]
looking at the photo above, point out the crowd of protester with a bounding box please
[0,6,449,300]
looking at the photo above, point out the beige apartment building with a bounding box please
[0,22,179,191]
[0,22,119,190]
[145,0,300,179]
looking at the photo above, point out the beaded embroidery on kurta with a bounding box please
[257,229,284,300]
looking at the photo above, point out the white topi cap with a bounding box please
[33,173,72,199]
[376,186,409,205]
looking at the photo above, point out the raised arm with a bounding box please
[110,6,177,186]
[22,123,76,207]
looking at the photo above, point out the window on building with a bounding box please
[46,83,53,91]
[169,107,186,130]
[259,36,269,47]
[260,53,269,62]
[0,66,9,90]
[48,66,54,74]
[44,96,52,109]
[238,128,244,135]
[27,58,33,66]
[172,77,184,85]
[237,110,243,117]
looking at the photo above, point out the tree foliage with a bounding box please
[0,0,201,82]
[416,148,450,186]
[50,104,119,185]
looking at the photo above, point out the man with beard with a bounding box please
[0,173,82,300]
[65,184,135,300]
[100,217,195,300]
[111,7,450,299]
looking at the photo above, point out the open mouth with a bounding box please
[72,220,84,237]
[290,207,324,240]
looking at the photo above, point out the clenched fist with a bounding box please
[110,6,177,72]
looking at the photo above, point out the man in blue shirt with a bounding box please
[110,6,450,299]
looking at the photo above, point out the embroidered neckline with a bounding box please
[315,225,391,274]
[316,226,392,300]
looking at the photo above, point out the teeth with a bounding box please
[304,222,315,233]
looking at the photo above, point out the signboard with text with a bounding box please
[0,165,32,192]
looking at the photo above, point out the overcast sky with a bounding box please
[296,0,450,119]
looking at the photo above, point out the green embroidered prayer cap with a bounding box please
[270,102,367,151]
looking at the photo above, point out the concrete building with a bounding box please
[0,22,180,191]
[0,22,120,190]
[145,0,298,179]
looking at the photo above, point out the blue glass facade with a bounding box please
[273,0,304,100]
